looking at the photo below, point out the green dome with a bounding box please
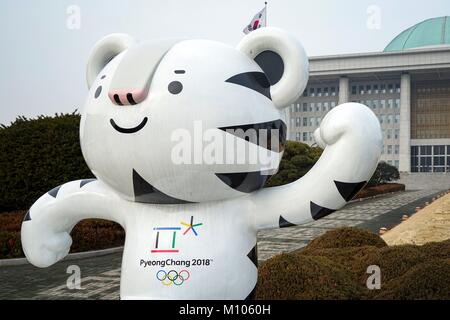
[384,16,450,52]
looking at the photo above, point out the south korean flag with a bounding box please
[243,6,267,34]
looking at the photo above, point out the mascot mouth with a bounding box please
[218,119,287,152]
[110,117,148,134]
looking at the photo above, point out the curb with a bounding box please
[348,190,404,204]
[0,246,123,267]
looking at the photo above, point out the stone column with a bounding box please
[399,73,411,173]
[338,76,349,105]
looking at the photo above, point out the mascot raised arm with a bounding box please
[21,27,382,299]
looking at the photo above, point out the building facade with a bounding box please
[288,16,450,173]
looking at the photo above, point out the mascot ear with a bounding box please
[237,27,309,109]
[86,33,136,89]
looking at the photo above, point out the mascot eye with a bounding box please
[94,86,102,99]
[168,81,183,94]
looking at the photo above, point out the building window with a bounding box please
[396,83,401,93]
[394,145,399,155]
[302,132,307,141]
[296,132,301,141]
[387,145,393,154]
[388,84,394,93]
[303,117,308,126]
[387,129,392,139]
[374,85,379,94]
[366,85,372,94]
[373,100,378,109]
[420,157,432,172]
[420,146,432,155]
[303,89,308,97]
[359,85,364,95]
[310,103,314,112]
[316,103,321,112]
[395,99,400,108]
[317,88,322,97]
[394,160,399,168]
[352,86,357,95]
[310,88,315,97]
[381,100,386,109]
[388,99,393,108]
[324,87,329,97]
[434,145,445,155]
[324,102,329,111]
[387,115,393,124]
[394,115,400,124]
[394,129,399,139]
[331,87,336,96]
[381,84,386,93]
[296,117,301,127]
[331,101,336,108]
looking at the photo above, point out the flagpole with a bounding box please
[265,2,268,26]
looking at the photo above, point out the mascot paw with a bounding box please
[21,223,72,268]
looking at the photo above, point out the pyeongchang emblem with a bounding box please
[151,216,203,254]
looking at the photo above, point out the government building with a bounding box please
[288,16,450,175]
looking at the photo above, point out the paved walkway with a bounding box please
[0,189,441,300]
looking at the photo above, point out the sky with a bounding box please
[1,0,450,125]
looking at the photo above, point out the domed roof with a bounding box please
[384,16,450,52]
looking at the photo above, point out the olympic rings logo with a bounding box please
[156,269,190,286]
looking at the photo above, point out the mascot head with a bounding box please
[80,28,309,203]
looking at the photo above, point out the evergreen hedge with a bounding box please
[0,113,93,211]
[266,141,322,187]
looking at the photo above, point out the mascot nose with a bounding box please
[108,89,147,106]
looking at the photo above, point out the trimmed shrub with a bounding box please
[0,211,124,259]
[301,227,387,252]
[255,253,363,300]
[266,141,322,187]
[374,259,450,300]
[70,219,125,252]
[259,229,450,300]
[354,183,405,199]
[368,161,400,186]
[0,231,22,258]
[0,113,93,211]
[297,246,380,275]
[360,245,429,284]
[0,211,24,232]
[420,239,450,260]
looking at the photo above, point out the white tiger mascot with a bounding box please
[21,27,382,300]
